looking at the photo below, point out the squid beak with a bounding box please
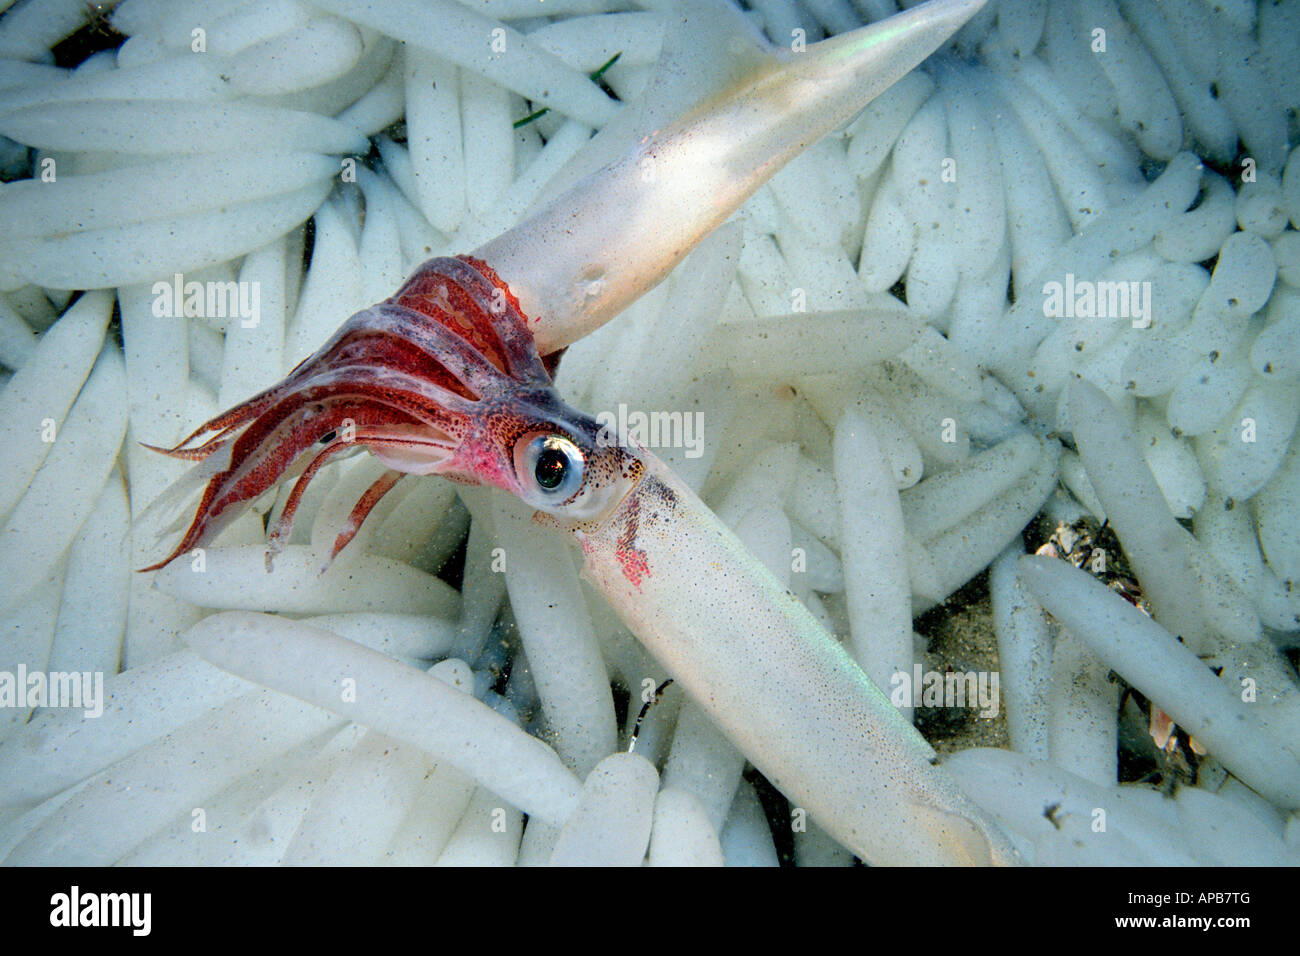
[474,0,987,354]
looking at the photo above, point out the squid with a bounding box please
[144,0,1021,865]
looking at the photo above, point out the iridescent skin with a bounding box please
[145,0,1019,864]
[555,454,1021,865]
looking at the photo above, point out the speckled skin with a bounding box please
[144,256,635,569]
[556,449,1023,866]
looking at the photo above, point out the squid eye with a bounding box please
[518,434,585,501]
[534,445,568,489]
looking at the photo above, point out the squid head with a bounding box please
[140,256,642,571]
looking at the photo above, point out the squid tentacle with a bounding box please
[364,302,512,398]
[140,255,567,571]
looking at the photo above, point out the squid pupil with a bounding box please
[535,447,568,490]
[318,430,337,445]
